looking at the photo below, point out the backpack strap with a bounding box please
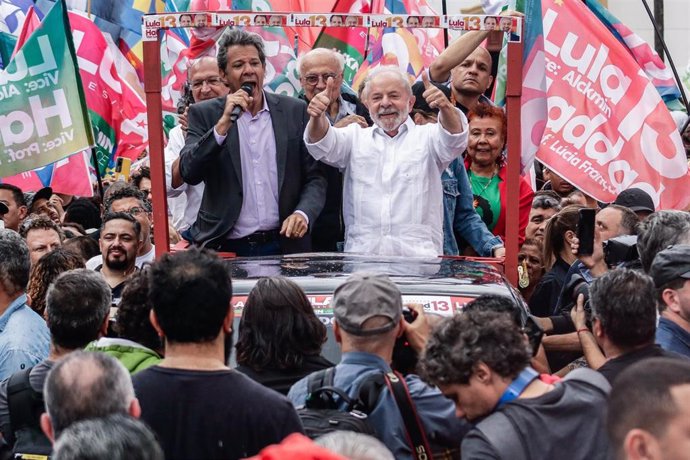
[306,367,337,409]
[384,371,434,460]
[7,368,40,431]
[474,411,528,460]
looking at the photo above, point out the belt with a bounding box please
[229,229,280,245]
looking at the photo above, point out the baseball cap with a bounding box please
[333,273,402,336]
[613,188,655,214]
[650,244,690,287]
[411,80,451,116]
[0,202,8,215]
[24,187,53,213]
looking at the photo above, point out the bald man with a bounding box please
[429,31,494,114]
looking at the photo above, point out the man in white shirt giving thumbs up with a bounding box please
[304,67,468,257]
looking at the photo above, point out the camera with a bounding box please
[392,307,418,375]
[561,274,593,327]
[603,235,638,268]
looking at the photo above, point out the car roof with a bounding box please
[227,253,521,306]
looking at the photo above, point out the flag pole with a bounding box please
[441,0,449,48]
[91,148,104,200]
[638,0,689,112]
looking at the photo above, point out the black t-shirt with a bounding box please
[597,344,683,384]
[235,354,333,395]
[132,366,304,460]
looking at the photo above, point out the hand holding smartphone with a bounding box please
[576,208,596,256]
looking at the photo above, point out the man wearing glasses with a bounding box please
[86,185,155,270]
[166,56,230,235]
[296,48,371,251]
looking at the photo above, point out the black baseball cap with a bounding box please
[650,244,690,287]
[24,187,53,213]
[614,188,655,214]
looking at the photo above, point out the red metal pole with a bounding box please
[143,36,170,257]
[504,39,524,288]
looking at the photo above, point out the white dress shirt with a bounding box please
[165,125,203,232]
[305,113,468,257]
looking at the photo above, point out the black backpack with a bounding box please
[7,368,52,460]
[297,367,379,439]
[297,367,436,460]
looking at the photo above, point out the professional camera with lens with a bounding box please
[561,274,592,327]
[603,234,638,268]
[392,307,418,375]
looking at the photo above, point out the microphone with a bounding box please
[230,82,255,123]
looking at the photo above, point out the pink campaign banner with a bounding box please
[535,0,690,210]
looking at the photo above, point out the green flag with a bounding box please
[0,31,16,70]
[0,0,94,178]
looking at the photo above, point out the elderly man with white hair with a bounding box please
[304,66,467,257]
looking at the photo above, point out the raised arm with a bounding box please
[429,31,490,83]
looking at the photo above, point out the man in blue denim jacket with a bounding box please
[0,230,49,381]
[410,81,503,256]
[288,273,469,459]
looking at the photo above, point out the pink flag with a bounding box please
[537,0,689,209]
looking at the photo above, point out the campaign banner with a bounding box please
[0,0,93,178]
[535,0,689,209]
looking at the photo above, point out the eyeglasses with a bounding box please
[124,207,145,217]
[191,77,224,89]
[303,73,339,86]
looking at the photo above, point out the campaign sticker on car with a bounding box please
[232,295,476,318]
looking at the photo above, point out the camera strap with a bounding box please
[495,367,539,409]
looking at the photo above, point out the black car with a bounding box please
[227,253,528,363]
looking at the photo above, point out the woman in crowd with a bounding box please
[27,248,84,317]
[464,103,533,245]
[235,277,333,395]
[529,205,583,317]
[517,238,545,303]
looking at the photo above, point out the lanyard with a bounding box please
[495,367,540,409]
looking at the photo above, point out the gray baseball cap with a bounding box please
[650,244,690,287]
[333,273,402,336]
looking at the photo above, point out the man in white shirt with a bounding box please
[305,67,467,257]
[166,56,230,233]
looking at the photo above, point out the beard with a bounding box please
[372,109,407,133]
[104,248,133,271]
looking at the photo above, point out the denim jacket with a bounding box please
[443,159,503,256]
[0,294,50,381]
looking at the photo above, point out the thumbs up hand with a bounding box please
[307,76,335,119]
[421,72,452,111]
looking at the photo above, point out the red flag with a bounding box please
[537,0,689,209]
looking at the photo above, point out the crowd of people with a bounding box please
[0,20,689,460]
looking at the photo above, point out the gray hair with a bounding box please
[46,269,111,350]
[297,48,345,75]
[0,229,30,295]
[187,55,218,80]
[44,351,135,438]
[217,28,266,73]
[363,65,413,98]
[637,211,690,272]
[52,414,163,460]
[315,432,395,460]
